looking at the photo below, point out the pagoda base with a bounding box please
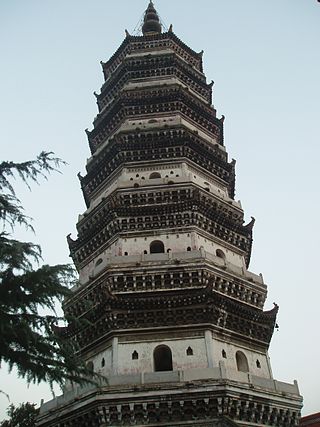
[37,365,302,427]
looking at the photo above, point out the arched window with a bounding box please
[256,359,261,369]
[236,351,249,372]
[187,246,191,252]
[153,345,173,371]
[150,240,165,254]
[124,251,128,256]
[149,172,161,179]
[167,248,171,253]
[95,258,103,266]
[143,250,148,254]
[186,346,193,356]
[101,358,105,367]
[132,351,139,360]
[134,183,139,188]
[216,249,226,260]
[222,349,227,359]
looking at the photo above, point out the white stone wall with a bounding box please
[211,337,272,379]
[116,337,208,375]
[85,334,272,380]
[78,240,119,285]
[121,233,245,268]
[78,231,247,285]
[90,346,113,376]
[83,157,241,215]
[196,235,245,269]
[121,232,192,255]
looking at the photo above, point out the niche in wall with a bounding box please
[153,345,173,371]
[236,351,249,372]
[150,240,165,253]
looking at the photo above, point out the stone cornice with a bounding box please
[80,128,232,203]
[58,283,276,350]
[97,53,211,111]
[88,85,222,152]
[37,367,301,427]
[101,32,204,79]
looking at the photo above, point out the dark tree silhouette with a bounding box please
[0,152,90,388]
[0,403,38,427]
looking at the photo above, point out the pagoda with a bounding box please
[37,2,303,426]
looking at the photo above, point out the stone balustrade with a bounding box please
[39,362,299,415]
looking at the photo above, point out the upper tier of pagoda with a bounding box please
[100,30,203,80]
[86,12,219,154]
[69,2,255,270]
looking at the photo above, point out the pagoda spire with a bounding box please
[142,1,162,35]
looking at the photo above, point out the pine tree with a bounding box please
[0,403,38,427]
[0,152,90,388]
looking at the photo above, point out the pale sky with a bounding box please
[0,0,319,419]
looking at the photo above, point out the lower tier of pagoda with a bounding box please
[37,365,302,427]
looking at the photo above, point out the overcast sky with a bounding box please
[0,0,319,419]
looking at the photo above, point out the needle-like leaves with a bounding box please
[0,153,92,388]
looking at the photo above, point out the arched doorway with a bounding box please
[236,351,249,372]
[153,345,173,371]
[149,172,161,179]
[150,240,165,253]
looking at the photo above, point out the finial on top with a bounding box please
[142,1,162,35]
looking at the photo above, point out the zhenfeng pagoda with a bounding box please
[37,2,303,426]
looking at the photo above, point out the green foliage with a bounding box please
[0,152,90,388]
[0,403,38,427]
[0,152,64,230]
